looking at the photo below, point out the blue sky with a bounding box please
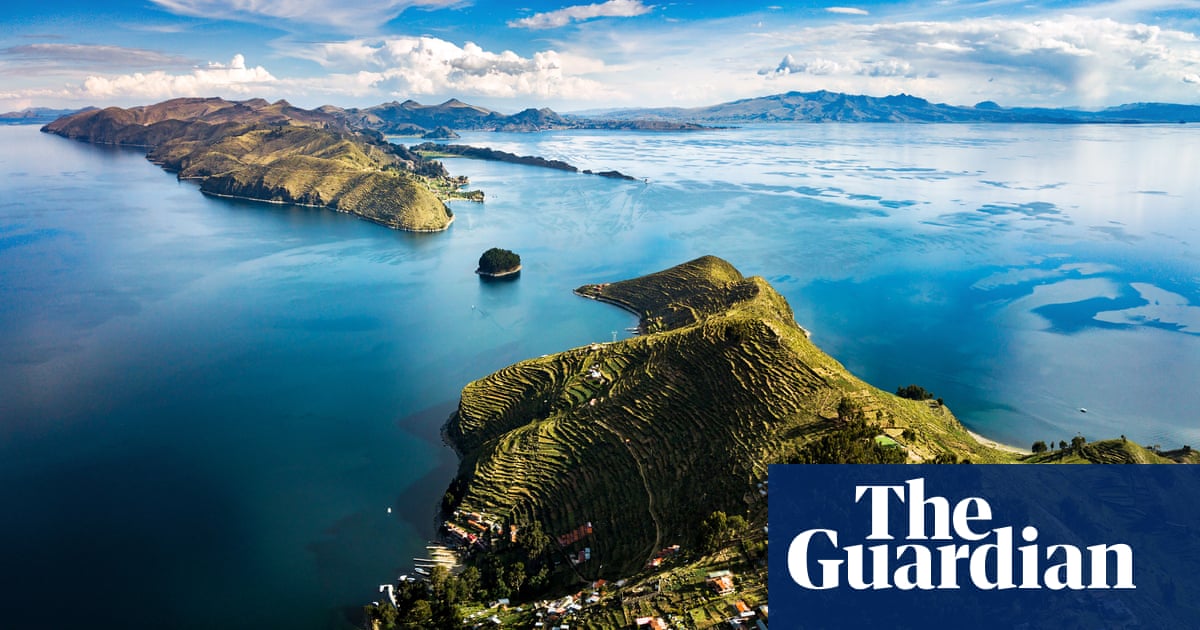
[3,0,1200,112]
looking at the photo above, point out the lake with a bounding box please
[1,121,1196,628]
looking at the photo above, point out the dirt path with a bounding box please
[595,418,663,565]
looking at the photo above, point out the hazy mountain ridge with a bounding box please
[1,106,93,124]
[322,98,709,133]
[588,90,1200,124]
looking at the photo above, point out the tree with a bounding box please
[1071,435,1087,454]
[402,600,432,626]
[896,384,934,400]
[901,428,916,442]
[458,566,480,596]
[520,521,550,558]
[504,562,526,595]
[477,247,521,274]
[700,511,730,553]
[837,397,863,422]
[1031,440,1048,454]
[791,418,906,464]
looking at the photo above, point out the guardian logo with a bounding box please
[767,466,1200,629]
[787,478,1134,591]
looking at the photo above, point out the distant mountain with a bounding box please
[589,90,1200,124]
[1,106,93,125]
[322,98,708,134]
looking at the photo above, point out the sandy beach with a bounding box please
[967,429,1030,455]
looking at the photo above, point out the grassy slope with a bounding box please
[441,256,1189,629]
[1022,439,1175,463]
[42,98,453,232]
[446,256,1018,578]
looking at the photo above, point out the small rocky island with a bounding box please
[475,247,521,278]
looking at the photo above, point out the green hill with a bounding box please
[42,98,456,232]
[377,256,1191,628]
[445,256,1016,580]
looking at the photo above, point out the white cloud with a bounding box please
[826,7,869,15]
[148,0,461,30]
[756,15,1200,106]
[763,54,842,75]
[509,0,653,30]
[294,37,613,100]
[77,54,276,99]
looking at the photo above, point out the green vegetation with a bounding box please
[42,97,457,232]
[476,248,521,276]
[372,255,1193,628]
[440,257,1015,602]
[1021,436,1174,463]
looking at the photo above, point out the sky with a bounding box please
[3,0,1200,113]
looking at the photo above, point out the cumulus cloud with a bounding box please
[295,37,612,99]
[149,0,460,30]
[508,0,653,30]
[763,54,841,75]
[826,7,869,15]
[77,54,276,99]
[761,54,914,78]
[757,15,1200,106]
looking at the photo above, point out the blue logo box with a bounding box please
[767,465,1200,629]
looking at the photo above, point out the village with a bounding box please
[374,475,771,630]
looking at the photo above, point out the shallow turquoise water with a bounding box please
[1,122,1197,627]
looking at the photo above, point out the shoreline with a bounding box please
[966,428,1030,455]
[199,190,456,232]
[475,264,522,278]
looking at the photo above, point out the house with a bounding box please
[706,571,735,595]
[731,600,754,618]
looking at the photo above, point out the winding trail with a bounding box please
[594,417,663,566]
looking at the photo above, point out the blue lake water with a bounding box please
[1,121,1198,627]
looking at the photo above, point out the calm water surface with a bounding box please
[1,122,1197,627]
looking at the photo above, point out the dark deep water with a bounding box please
[1,121,1197,627]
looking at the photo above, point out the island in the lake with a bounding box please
[475,248,522,278]
[415,142,639,181]
[366,255,1193,629]
[41,97,467,232]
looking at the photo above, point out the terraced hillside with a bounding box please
[444,256,1016,578]
[1024,438,1176,463]
[42,98,455,232]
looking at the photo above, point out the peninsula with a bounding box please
[365,255,1189,629]
[414,142,639,181]
[42,97,461,232]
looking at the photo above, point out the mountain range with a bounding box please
[14,91,1200,132]
[584,90,1200,124]
[320,98,708,134]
